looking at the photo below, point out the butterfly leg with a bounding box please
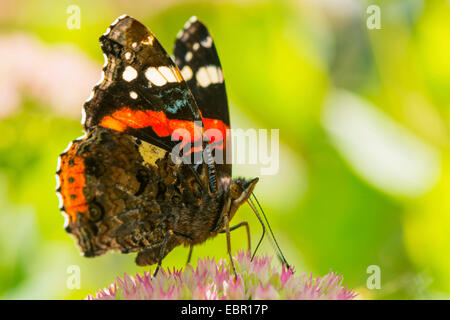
[186,245,194,265]
[223,215,238,278]
[219,221,251,254]
[152,230,173,278]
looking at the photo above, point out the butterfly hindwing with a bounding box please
[83,15,204,153]
[174,17,231,177]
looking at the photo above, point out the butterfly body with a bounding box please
[56,15,257,268]
[60,127,239,265]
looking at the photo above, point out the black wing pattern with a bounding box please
[83,15,204,155]
[173,16,231,177]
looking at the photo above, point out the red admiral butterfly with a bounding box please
[56,15,288,276]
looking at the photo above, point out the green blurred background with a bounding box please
[0,0,449,299]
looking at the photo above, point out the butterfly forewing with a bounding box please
[174,17,231,177]
[83,15,204,153]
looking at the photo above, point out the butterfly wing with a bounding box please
[173,17,231,177]
[83,15,203,155]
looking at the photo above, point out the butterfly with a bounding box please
[56,15,288,276]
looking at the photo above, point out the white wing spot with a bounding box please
[105,15,127,35]
[122,66,138,82]
[63,141,73,153]
[208,65,220,83]
[196,67,210,87]
[185,51,193,62]
[111,14,127,27]
[201,36,213,48]
[158,66,178,83]
[181,65,193,81]
[189,16,198,23]
[142,35,154,46]
[61,210,69,228]
[95,71,105,86]
[81,107,87,125]
[75,133,88,141]
[56,156,62,172]
[145,67,167,86]
[124,52,131,60]
[56,192,64,209]
[196,65,223,87]
[55,174,61,190]
[102,53,108,67]
[85,91,94,103]
[132,42,138,49]
[130,91,138,99]
[110,18,120,27]
[193,43,200,51]
[176,30,183,39]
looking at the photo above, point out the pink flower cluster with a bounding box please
[87,251,357,300]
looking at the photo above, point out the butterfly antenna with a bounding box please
[251,193,290,269]
[247,197,265,261]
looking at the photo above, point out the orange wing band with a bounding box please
[58,143,88,223]
[99,107,203,141]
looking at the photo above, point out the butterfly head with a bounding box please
[227,177,259,220]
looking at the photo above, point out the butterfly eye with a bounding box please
[88,202,104,222]
[230,183,243,200]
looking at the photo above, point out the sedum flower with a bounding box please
[87,251,357,300]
